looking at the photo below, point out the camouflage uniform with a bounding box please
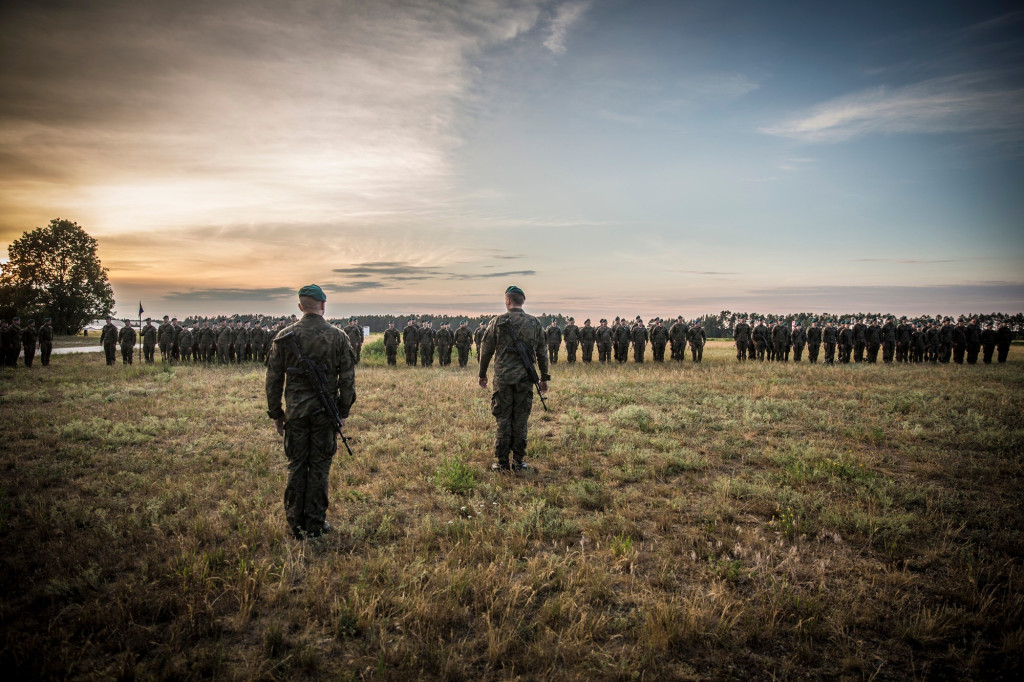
[578,320,596,362]
[881,319,896,364]
[772,323,789,363]
[266,308,356,539]
[865,321,881,363]
[418,323,435,366]
[100,319,118,365]
[563,319,580,363]
[345,321,364,363]
[791,324,806,362]
[383,325,401,366]
[822,323,837,365]
[838,325,853,364]
[158,318,173,361]
[631,321,648,363]
[807,323,822,363]
[454,323,473,367]
[546,323,562,364]
[217,323,232,364]
[251,325,267,363]
[650,322,669,361]
[118,323,136,364]
[199,323,216,363]
[21,321,37,367]
[38,320,53,366]
[753,321,769,361]
[474,323,485,360]
[996,324,1012,363]
[613,321,630,363]
[142,321,157,363]
[178,326,194,362]
[952,322,967,364]
[965,320,981,365]
[596,322,613,363]
[981,325,996,364]
[403,321,419,365]
[687,323,706,363]
[853,320,867,363]
[479,306,550,469]
[436,324,453,366]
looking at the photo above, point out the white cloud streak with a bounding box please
[543,1,591,54]
[761,72,1024,145]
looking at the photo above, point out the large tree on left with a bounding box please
[0,219,115,334]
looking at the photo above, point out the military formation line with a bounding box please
[2,312,1015,370]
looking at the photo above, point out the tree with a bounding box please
[0,218,115,334]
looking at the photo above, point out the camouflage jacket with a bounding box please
[479,308,550,385]
[578,325,596,344]
[118,326,136,346]
[612,325,630,345]
[453,327,472,347]
[38,325,53,345]
[251,327,267,347]
[100,323,118,345]
[21,326,37,345]
[563,324,579,344]
[383,328,401,348]
[806,327,822,345]
[687,325,706,346]
[402,325,418,346]
[142,324,157,345]
[199,327,215,346]
[865,325,881,345]
[178,328,194,349]
[853,323,866,343]
[596,326,613,344]
[791,326,806,346]
[631,325,648,345]
[822,326,837,344]
[732,322,750,343]
[546,325,562,346]
[418,327,435,348]
[217,326,232,345]
[650,326,669,345]
[235,328,251,346]
[436,328,453,347]
[753,324,769,345]
[266,313,357,421]
[345,324,364,347]
[157,322,174,345]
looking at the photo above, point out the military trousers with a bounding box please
[690,343,703,363]
[854,342,865,362]
[997,343,1010,363]
[966,343,980,365]
[808,343,820,364]
[883,341,895,364]
[385,345,398,366]
[773,341,787,362]
[457,345,470,367]
[159,342,170,361]
[735,341,746,362]
[419,345,433,366]
[439,345,452,366]
[218,344,229,364]
[404,344,417,365]
[144,343,155,363]
[652,342,666,362]
[598,342,611,363]
[548,345,559,363]
[792,344,804,362]
[120,343,133,364]
[952,344,965,364]
[822,342,835,364]
[982,344,995,364]
[104,342,117,365]
[581,342,594,363]
[283,413,336,538]
[615,342,629,363]
[867,343,880,364]
[491,380,534,466]
[566,342,578,363]
[633,343,646,363]
[40,342,52,366]
[23,343,35,367]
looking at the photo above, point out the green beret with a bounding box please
[505,285,525,298]
[44,317,51,322]
[298,284,326,302]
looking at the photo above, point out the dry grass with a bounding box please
[1,340,1022,680]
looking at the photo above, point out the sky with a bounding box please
[1,0,1022,318]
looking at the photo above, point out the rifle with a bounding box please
[499,319,548,411]
[275,331,354,456]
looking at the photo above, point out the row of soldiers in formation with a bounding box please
[90,315,370,366]
[0,317,54,367]
[730,316,1015,365]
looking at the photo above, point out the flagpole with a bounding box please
[137,302,143,364]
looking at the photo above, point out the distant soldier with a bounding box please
[118,320,136,365]
[178,325,194,363]
[996,321,1012,363]
[806,320,822,363]
[980,323,996,364]
[141,318,157,363]
[865,319,881,364]
[952,320,967,364]
[100,316,118,366]
[650,319,669,361]
[668,316,686,361]
[939,318,954,363]
[191,325,202,362]
[383,321,401,366]
[418,320,435,366]
[454,320,473,367]
[791,322,806,362]
[838,322,853,364]
[237,322,252,363]
[631,316,648,363]
[0,320,6,366]
[170,318,182,361]
[772,321,789,363]
[345,318,364,363]
[436,322,454,366]
[158,315,173,361]
[912,323,927,363]
[251,324,267,363]
[596,319,613,363]
[686,321,706,363]
[478,285,550,472]
[733,318,750,362]
[965,318,981,365]
[881,317,896,364]
[21,319,37,367]
[474,322,486,359]
[926,322,941,363]
[753,319,769,361]
[217,320,232,364]
[563,317,580,363]
[403,319,419,366]
[853,319,867,363]
[546,321,562,363]
[821,320,837,365]
[199,321,216,363]
[38,318,54,367]
[579,318,596,363]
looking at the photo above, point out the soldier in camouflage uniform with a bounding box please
[178,325,194,363]
[650,318,669,361]
[631,316,648,363]
[806,320,822,363]
[613,318,631,363]
[852,319,867,363]
[980,323,996,364]
[753,319,769,361]
[266,284,356,539]
[838,322,854,364]
[251,324,267,363]
[996,321,1012,363]
[474,322,486,360]
[952,319,967,364]
[790,322,806,362]
[596,319,613,363]
[881,317,896,364]
[403,319,419,365]
[965,318,981,365]
[546,321,562,364]
[38,318,53,367]
[419,320,435,366]
[217,321,232,364]
[198,321,215,363]
[822,321,837,364]
[865,319,881,363]
[579,318,596,362]
[436,322,454,366]
[563,317,580,363]
[21,319,37,367]
[142,318,157,363]
[383,321,401,366]
[733,318,750,362]
[345,318,364,363]
[100,316,118,366]
[158,315,173,361]
[454,320,473,367]
[478,285,549,472]
[687,320,706,363]
[118,320,136,365]
[171,318,183,361]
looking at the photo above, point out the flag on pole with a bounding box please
[138,301,144,317]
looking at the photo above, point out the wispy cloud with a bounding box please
[761,72,1024,146]
[543,1,590,54]
[162,287,295,303]
[851,258,958,264]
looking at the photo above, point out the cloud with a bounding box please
[677,270,739,276]
[162,287,295,303]
[761,72,1024,146]
[446,270,536,280]
[322,281,389,294]
[332,261,536,282]
[543,1,590,54]
[850,258,958,264]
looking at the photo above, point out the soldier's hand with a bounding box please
[539,380,548,395]
[479,376,488,389]
[339,418,346,430]
[274,418,286,435]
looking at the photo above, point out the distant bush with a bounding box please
[433,453,477,494]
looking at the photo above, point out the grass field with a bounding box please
[1,339,1022,680]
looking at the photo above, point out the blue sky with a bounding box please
[1,0,1021,317]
